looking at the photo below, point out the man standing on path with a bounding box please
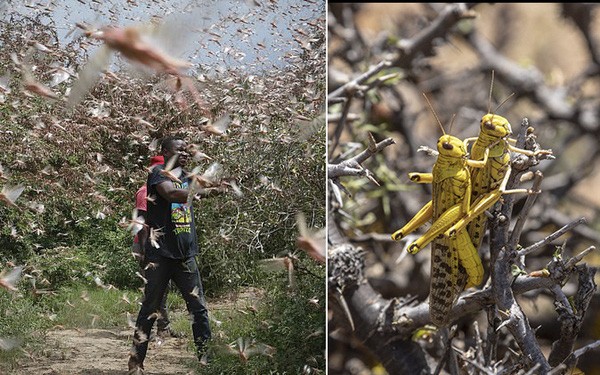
[128,136,224,373]
[132,154,181,340]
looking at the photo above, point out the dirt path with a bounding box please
[11,288,264,375]
[13,328,197,375]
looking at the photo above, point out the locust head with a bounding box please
[481,113,512,139]
[437,134,466,159]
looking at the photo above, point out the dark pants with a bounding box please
[133,243,170,331]
[131,255,211,363]
[155,288,170,331]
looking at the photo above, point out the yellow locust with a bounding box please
[443,77,552,245]
[442,115,552,246]
[391,96,489,326]
[406,111,548,250]
[392,85,551,326]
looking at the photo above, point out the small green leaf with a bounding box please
[553,246,563,260]
[511,264,527,277]
[411,325,437,342]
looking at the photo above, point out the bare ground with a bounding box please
[10,288,265,375]
[12,328,197,375]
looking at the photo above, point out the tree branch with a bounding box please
[328,60,391,101]
[392,3,478,69]
[328,136,395,181]
[548,265,597,367]
[509,170,544,250]
[488,118,551,372]
[518,217,587,257]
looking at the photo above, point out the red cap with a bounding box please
[149,155,164,166]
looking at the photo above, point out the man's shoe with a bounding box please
[196,340,212,365]
[128,355,144,374]
[198,348,212,366]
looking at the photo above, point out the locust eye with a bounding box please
[484,121,494,130]
[442,142,453,150]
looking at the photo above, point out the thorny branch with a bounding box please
[328,135,395,203]
[328,136,395,179]
[484,118,596,373]
[548,265,596,367]
[518,217,587,257]
[328,60,392,101]
[487,118,551,372]
[328,3,479,158]
[508,170,543,251]
[328,63,396,157]
[565,340,600,367]
[328,224,593,361]
[392,3,478,69]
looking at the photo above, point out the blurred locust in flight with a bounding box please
[0,184,25,210]
[68,22,203,109]
[0,265,23,292]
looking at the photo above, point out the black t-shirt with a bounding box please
[145,165,198,260]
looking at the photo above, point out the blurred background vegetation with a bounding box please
[328,3,600,374]
[0,1,325,373]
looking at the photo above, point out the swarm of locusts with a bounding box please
[391,81,553,327]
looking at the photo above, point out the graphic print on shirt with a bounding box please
[171,181,192,235]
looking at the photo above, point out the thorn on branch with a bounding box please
[328,137,396,199]
[367,132,377,153]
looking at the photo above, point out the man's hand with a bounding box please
[201,184,229,197]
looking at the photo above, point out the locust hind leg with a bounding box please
[406,203,463,254]
[444,165,537,238]
[467,213,488,252]
[454,230,484,289]
[391,200,432,241]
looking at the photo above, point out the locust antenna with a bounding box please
[487,70,494,114]
[448,113,457,135]
[422,93,445,135]
[494,92,515,113]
